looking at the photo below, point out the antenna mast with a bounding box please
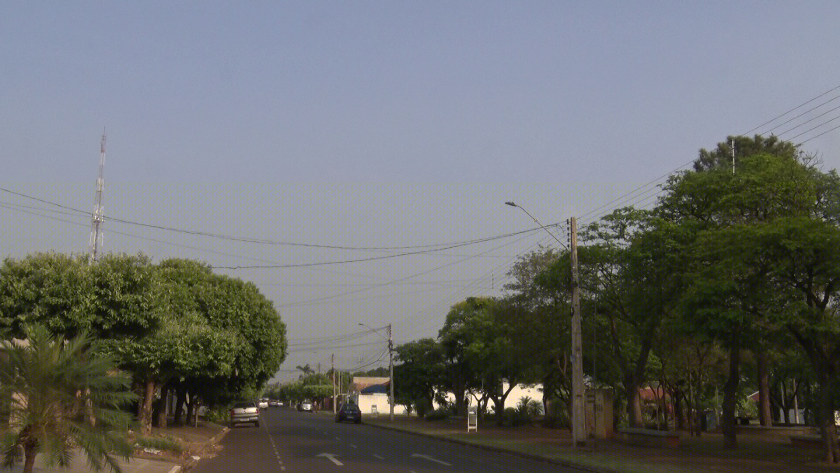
[88,131,106,263]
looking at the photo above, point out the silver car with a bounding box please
[230,401,260,427]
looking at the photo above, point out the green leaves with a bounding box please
[0,324,136,473]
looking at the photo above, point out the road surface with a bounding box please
[192,408,585,473]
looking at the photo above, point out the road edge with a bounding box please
[177,426,231,472]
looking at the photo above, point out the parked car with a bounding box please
[230,401,260,427]
[335,403,362,424]
[258,399,269,409]
[269,400,280,407]
[298,400,313,412]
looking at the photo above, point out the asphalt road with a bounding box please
[192,408,585,473]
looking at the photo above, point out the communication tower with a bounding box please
[88,131,106,262]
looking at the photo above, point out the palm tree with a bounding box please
[0,325,137,473]
[296,364,314,378]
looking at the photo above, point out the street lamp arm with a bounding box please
[358,323,387,338]
[505,201,569,251]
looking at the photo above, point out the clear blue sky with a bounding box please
[2,2,839,380]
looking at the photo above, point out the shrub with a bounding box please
[542,399,570,429]
[424,408,451,421]
[134,435,183,453]
[414,398,432,418]
[205,404,231,424]
[503,407,530,427]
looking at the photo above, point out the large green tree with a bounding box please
[394,338,445,416]
[660,135,840,458]
[0,254,287,435]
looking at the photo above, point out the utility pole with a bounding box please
[731,138,736,175]
[569,217,586,447]
[88,131,106,263]
[505,202,585,446]
[332,354,336,414]
[388,323,395,422]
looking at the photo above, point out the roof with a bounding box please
[350,376,390,393]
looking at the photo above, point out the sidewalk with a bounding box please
[5,421,228,473]
[4,452,180,473]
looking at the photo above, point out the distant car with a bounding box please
[257,399,269,409]
[335,403,362,424]
[269,400,280,407]
[298,401,313,412]
[230,401,260,427]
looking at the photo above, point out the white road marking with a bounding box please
[349,443,358,449]
[317,452,344,466]
[411,453,451,466]
[373,454,384,460]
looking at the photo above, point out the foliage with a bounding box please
[0,254,288,435]
[423,408,451,421]
[133,435,183,454]
[394,338,445,416]
[0,325,136,473]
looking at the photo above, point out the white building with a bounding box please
[346,377,408,415]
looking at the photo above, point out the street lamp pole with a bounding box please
[388,324,394,422]
[506,202,586,447]
[359,323,395,421]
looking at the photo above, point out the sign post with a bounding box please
[467,407,478,433]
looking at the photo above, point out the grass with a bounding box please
[364,417,840,473]
[134,435,184,454]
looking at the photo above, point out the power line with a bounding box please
[744,84,840,135]
[0,186,543,253]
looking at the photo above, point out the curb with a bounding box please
[177,427,230,472]
[364,421,622,473]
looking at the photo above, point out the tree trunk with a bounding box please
[817,376,840,463]
[174,386,186,425]
[492,396,504,425]
[154,383,169,428]
[755,350,772,427]
[186,394,195,426]
[22,444,36,473]
[453,381,467,417]
[626,383,643,428]
[138,378,156,435]
[721,345,740,449]
[673,390,685,430]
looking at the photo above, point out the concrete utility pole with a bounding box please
[569,217,586,447]
[359,323,396,421]
[388,323,395,422]
[731,138,736,175]
[332,354,336,414]
[505,202,585,447]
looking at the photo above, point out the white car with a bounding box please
[258,399,269,409]
[298,401,313,412]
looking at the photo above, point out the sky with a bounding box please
[2,2,839,381]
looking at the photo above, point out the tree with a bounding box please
[394,338,445,416]
[438,297,495,417]
[296,364,314,377]
[0,325,136,473]
[660,134,840,458]
[0,254,287,434]
[580,208,687,428]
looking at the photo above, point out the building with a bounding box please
[346,377,408,415]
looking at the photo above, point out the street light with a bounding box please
[504,202,568,250]
[359,323,395,421]
[506,201,586,447]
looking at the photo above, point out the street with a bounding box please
[192,408,584,473]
